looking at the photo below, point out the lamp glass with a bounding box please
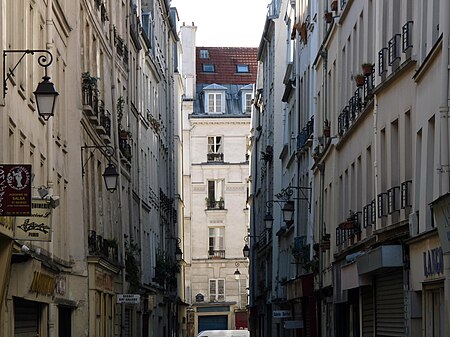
[242,244,250,258]
[234,269,241,280]
[103,163,119,192]
[33,76,59,120]
[264,212,274,229]
[282,200,295,224]
[175,245,183,262]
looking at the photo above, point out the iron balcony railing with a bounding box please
[88,230,119,262]
[207,152,224,162]
[208,249,225,259]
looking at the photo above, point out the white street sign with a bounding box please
[117,294,140,304]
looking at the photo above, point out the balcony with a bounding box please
[208,249,225,259]
[207,152,224,162]
[98,109,112,141]
[119,139,132,163]
[336,212,362,248]
[206,198,225,210]
[82,75,99,119]
[88,230,119,262]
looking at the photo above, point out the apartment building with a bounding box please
[180,24,255,336]
[251,0,450,337]
[0,1,184,337]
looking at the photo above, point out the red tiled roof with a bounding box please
[196,47,258,85]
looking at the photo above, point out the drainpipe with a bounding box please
[109,7,126,337]
[439,0,450,193]
[439,2,450,336]
[373,94,378,231]
[45,2,56,337]
[317,162,325,337]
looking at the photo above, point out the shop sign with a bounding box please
[431,193,450,253]
[0,164,32,216]
[423,247,444,277]
[117,294,140,304]
[273,310,292,318]
[30,271,56,296]
[96,271,113,291]
[14,199,52,241]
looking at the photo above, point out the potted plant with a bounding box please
[324,11,333,24]
[354,74,366,87]
[362,63,374,76]
[323,119,330,137]
[330,0,338,11]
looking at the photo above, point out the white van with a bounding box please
[196,330,250,337]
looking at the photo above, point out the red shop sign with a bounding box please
[0,164,32,216]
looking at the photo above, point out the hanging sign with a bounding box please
[14,199,52,241]
[431,193,450,253]
[0,164,32,216]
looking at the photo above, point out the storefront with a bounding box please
[409,232,445,337]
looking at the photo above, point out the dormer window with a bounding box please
[200,49,209,59]
[202,64,215,72]
[236,64,249,73]
[203,84,227,114]
[240,84,254,114]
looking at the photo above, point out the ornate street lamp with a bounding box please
[102,162,119,193]
[81,145,119,193]
[3,49,59,120]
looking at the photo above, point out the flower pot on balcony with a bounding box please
[362,63,374,76]
[119,130,129,140]
[354,74,366,87]
[324,12,333,24]
[331,0,338,11]
[323,119,330,137]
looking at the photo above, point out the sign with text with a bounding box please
[0,164,32,216]
[14,199,52,241]
[273,310,292,319]
[117,294,140,304]
[284,320,304,329]
[431,193,450,253]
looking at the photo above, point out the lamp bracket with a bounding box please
[3,49,53,98]
[267,186,312,210]
[166,236,181,244]
[81,144,115,175]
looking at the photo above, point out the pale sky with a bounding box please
[171,0,269,47]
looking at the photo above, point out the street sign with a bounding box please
[117,294,140,304]
[273,310,292,318]
[284,320,304,329]
[0,164,32,216]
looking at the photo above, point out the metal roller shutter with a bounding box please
[375,270,405,337]
[361,286,374,337]
[14,298,40,337]
[198,315,228,332]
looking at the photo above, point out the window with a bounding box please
[202,64,215,72]
[207,180,224,209]
[209,227,225,258]
[207,136,223,162]
[236,64,249,73]
[206,92,223,113]
[243,93,252,113]
[209,279,225,302]
[200,49,209,58]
